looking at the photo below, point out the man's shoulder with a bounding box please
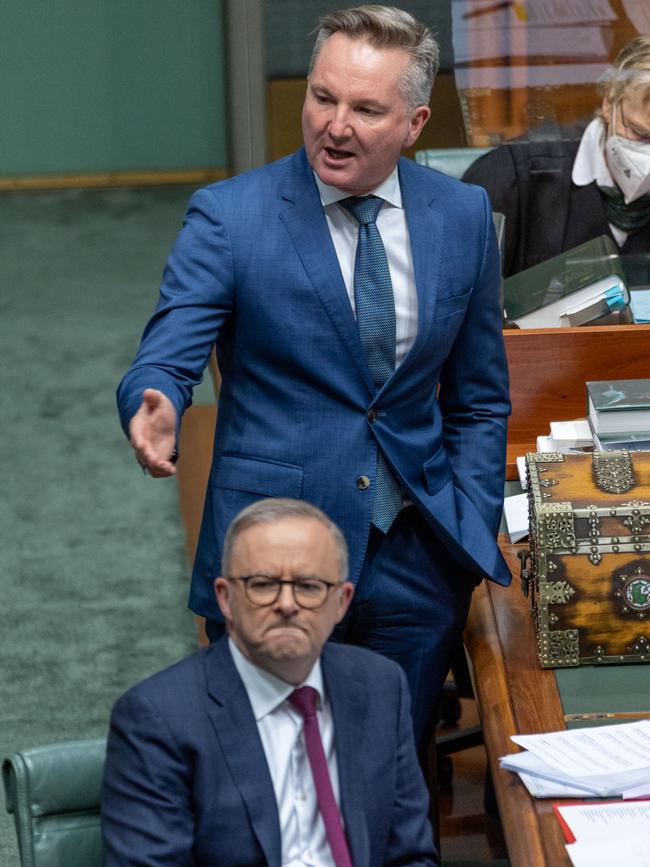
[399,154,488,208]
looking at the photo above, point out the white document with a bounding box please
[501,721,650,796]
[557,800,650,841]
[512,721,650,778]
[536,434,583,455]
[516,455,528,489]
[549,419,593,448]
[518,770,592,798]
[503,493,529,542]
[566,832,650,867]
[500,750,609,796]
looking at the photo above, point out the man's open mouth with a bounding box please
[325,147,354,160]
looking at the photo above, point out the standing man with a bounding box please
[102,499,437,866]
[118,5,511,754]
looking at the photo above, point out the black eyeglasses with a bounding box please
[226,574,345,609]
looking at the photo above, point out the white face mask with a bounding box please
[605,104,650,204]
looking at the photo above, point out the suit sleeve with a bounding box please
[438,185,511,538]
[101,690,195,866]
[116,187,235,437]
[384,668,439,867]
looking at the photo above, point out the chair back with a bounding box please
[2,739,105,867]
[415,146,494,179]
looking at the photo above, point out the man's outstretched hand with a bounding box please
[129,389,178,477]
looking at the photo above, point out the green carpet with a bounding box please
[0,186,203,865]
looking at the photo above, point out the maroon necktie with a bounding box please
[289,686,353,867]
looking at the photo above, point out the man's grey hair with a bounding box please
[309,5,439,110]
[221,498,349,581]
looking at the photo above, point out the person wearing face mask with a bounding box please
[463,36,650,280]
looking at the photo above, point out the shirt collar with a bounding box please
[572,117,615,189]
[228,637,325,721]
[313,165,402,209]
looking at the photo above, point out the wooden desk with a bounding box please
[504,323,650,480]
[464,538,570,867]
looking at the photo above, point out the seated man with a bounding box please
[463,36,650,279]
[101,498,437,866]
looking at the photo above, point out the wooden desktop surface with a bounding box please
[464,537,571,867]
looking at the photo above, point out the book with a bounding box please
[587,379,650,436]
[503,235,629,329]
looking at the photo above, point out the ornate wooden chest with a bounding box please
[521,450,650,668]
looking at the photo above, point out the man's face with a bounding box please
[215,517,353,682]
[302,32,430,195]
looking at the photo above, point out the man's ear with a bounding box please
[335,581,355,623]
[404,105,431,149]
[214,577,232,621]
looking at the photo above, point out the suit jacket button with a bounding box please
[367,409,378,423]
[356,475,371,491]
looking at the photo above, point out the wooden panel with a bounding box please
[176,404,217,647]
[504,324,650,478]
[0,168,227,192]
[464,539,570,866]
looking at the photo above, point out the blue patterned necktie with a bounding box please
[340,195,402,534]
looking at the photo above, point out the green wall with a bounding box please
[1,1,227,176]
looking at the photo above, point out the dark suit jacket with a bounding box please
[117,148,511,621]
[463,120,650,278]
[101,639,437,866]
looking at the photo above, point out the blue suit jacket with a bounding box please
[118,149,511,619]
[101,639,437,866]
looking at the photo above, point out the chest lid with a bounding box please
[526,450,650,556]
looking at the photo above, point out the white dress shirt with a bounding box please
[314,166,418,367]
[572,117,628,246]
[229,639,340,867]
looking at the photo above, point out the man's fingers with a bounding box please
[133,443,177,477]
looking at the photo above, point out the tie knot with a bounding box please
[340,195,384,226]
[288,685,319,719]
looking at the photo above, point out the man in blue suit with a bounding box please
[117,5,511,755]
[101,499,436,866]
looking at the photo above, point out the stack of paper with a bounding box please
[503,492,528,542]
[536,420,594,454]
[556,801,650,867]
[500,720,650,799]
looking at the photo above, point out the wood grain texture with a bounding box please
[504,324,650,478]
[464,538,570,866]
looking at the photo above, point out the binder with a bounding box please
[503,235,629,329]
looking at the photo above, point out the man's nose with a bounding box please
[275,582,299,614]
[328,107,352,140]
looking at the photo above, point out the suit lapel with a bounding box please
[280,150,375,395]
[386,158,442,390]
[322,646,371,867]
[204,641,282,867]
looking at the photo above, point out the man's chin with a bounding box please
[263,628,310,659]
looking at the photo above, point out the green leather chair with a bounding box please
[415,146,494,180]
[2,739,105,867]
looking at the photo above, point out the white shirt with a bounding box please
[229,639,340,867]
[572,117,628,247]
[314,166,418,367]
